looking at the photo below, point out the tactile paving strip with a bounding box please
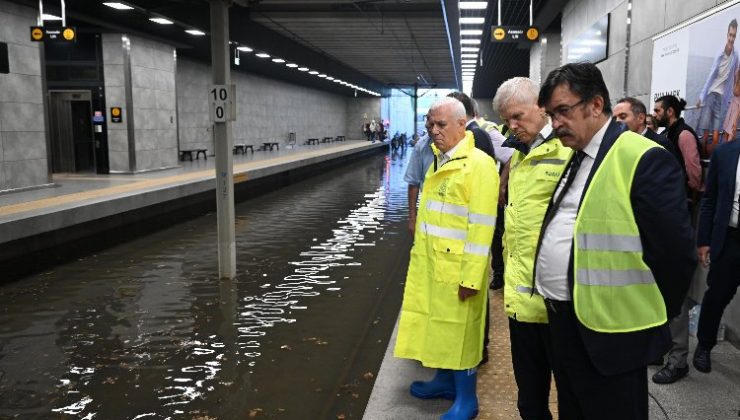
[477,289,558,419]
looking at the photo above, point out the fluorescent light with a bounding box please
[185,29,205,36]
[150,17,173,25]
[326,76,335,80]
[255,53,270,58]
[237,46,253,52]
[461,39,481,45]
[42,13,62,20]
[461,53,478,58]
[309,70,319,75]
[460,17,485,24]
[286,63,299,68]
[461,47,480,52]
[298,67,309,71]
[460,29,483,36]
[272,58,285,63]
[318,74,327,78]
[103,2,134,10]
[460,1,488,9]
[461,59,477,64]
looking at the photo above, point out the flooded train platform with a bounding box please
[0,140,385,272]
[0,148,412,419]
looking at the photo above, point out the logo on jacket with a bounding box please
[437,179,449,198]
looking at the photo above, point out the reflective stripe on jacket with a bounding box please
[504,138,572,323]
[394,132,499,369]
[574,131,667,333]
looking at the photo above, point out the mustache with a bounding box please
[554,128,571,138]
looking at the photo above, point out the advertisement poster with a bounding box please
[651,2,740,140]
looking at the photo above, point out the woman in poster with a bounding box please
[723,65,740,142]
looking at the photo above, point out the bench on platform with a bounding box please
[259,142,280,151]
[321,136,333,143]
[306,138,319,145]
[233,144,254,154]
[335,135,346,142]
[179,149,208,161]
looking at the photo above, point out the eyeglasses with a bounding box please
[545,99,586,121]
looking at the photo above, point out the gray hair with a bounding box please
[430,97,466,120]
[493,77,539,114]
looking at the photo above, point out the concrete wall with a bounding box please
[0,0,48,190]
[474,97,499,123]
[346,97,382,139]
[103,34,177,172]
[560,0,740,339]
[177,59,373,150]
[530,33,562,87]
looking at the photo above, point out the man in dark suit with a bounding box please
[613,97,680,161]
[693,139,740,373]
[535,63,696,419]
[447,91,496,160]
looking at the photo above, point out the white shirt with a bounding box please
[439,140,464,167]
[731,154,740,228]
[535,119,610,301]
[530,124,552,151]
[709,51,733,95]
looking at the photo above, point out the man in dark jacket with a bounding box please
[536,62,696,419]
[613,97,678,160]
[447,91,496,160]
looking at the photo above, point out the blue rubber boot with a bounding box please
[441,368,479,420]
[409,369,456,400]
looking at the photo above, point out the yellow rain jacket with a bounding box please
[504,137,572,323]
[394,132,499,370]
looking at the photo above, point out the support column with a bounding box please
[413,83,418,136]
[210,0,236,279]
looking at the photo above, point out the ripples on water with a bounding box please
[0,149,411,418]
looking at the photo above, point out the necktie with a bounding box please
[541,151,587,232]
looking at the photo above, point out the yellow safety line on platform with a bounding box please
[478,290,558,419]
[0,143,365,218]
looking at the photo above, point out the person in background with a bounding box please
[536,62,696,419]
[405,114,434,235]
[722,65,740,142]
[493,76,572,420]
[395,97,498,420]
[447,91,496,160]
[369,119,378,142]
[646,114,659,133]
[613,97,680,163]
[693,139,740,374]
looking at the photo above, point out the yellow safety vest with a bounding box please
[504,138,573,323]
[574,131,667,332]
[394,132,499,369]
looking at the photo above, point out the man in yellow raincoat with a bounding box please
[394,97,499,420]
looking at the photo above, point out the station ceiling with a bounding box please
[15,0,567,99]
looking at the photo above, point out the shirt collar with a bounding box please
[582,119,611,159]
[530,123,553,149]
[466,118,476,127]
[640,127,648,136]
[443,139,464,161]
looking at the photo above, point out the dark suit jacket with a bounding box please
[467,120,496,161]
[545,120,697,376]
[698,140,740,260]
[643,128,677,157]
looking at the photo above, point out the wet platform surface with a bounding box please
[365,289,740,420]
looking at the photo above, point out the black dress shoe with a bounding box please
[648,356,664,366]
[693,347,712,373]
[489,274,504,290]
[652,364,689,384]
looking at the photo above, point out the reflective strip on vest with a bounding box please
[529,158,567,166]
[463,242,490,256]
[577,233,643,252]
[469,213,496,226]
[420,222,467,241]
[577,269,656,286]
[426,199,468,217]
[515,285,539,295]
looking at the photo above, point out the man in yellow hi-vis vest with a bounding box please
[493,76,573,420]
[535,63,696,419]
[394,97,499,420]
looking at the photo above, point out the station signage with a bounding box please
[491,26,539,43]
[30,26,77,43]
[110,107,123,123]
[209,84,236,123]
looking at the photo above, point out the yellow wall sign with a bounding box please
[29,26,77,42]
[30,27,44,42]
[110,107,123,123]
[491,26,540,43]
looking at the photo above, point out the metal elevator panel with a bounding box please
[49,91,96,173]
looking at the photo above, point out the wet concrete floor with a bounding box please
[0,148,412,419]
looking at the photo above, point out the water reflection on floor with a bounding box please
[0,147,412,419]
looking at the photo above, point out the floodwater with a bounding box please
[0,148,412,419]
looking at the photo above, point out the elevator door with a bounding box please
[49,91,95,173]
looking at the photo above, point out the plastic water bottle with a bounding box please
[688,305,700,337]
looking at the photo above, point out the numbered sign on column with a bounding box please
[209,84,236,122]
